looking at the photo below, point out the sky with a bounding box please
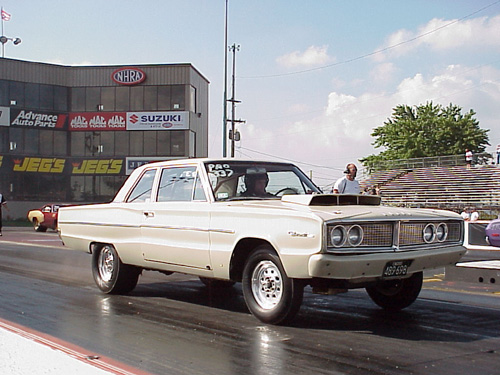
[1,0,500,190]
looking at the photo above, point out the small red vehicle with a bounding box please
[27,204,65,232]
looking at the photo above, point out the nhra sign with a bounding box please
[111,67,146,86]
[11,109,67,129]
[127,111,188,130]
[69,112,126,131]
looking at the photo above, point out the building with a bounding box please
[0,58,209,218]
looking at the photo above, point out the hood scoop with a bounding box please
[281,194,381,206]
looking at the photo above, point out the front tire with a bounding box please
[92,244,141,294]
[242,246,304,325]
[366,272,423,311]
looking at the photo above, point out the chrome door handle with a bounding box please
[143,211,155,218]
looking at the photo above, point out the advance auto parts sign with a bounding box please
[127,111,188,130]
[11,109,67,129]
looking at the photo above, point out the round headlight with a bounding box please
[347,225,363,246]
[436,223,448,242]
[330,225,346,247]
[423,223,436,243]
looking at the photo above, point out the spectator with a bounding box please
[0,192,8,236]
[460,208,470,221]
[496,144,500,165]
[470,210,479,222]
[465,149,473,169]
[332,163,360,194]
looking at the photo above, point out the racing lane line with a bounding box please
[0,318,152,375]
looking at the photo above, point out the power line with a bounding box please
[240,1,500,79]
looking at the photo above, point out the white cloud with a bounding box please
[240,64,500,182]
[276,45,333,68]
[375,14,500,61]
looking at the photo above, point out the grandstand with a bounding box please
[361,154,500,210]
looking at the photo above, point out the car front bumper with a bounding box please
[308,245,466,280]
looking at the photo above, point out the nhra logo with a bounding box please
[111,67,146,86]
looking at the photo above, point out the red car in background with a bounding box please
[27,204,65,232]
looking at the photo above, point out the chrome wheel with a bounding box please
[251,260,283,310]
[98,245,115,282]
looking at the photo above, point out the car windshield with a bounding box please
[204,161,321,201]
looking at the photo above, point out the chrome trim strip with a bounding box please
[59,221,235,234]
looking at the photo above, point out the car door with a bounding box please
[141,165,211,271]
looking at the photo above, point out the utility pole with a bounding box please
[228,44,245,158]
[222,0,228,157]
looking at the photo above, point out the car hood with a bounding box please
[224,194,462,222]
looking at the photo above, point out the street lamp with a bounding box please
[0,35,21,58]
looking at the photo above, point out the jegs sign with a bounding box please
[111,67,146,85]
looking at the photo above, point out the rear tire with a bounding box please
[366,272,423,311]
[33,219,47,232]
[242,246,304,325]
[91,244,141,294]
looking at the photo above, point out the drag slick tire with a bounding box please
[33,219,47,232]
[366,272,423,311]
[242,246,304,325]
[92,244,141,294]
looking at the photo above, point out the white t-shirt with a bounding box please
[334,176,360,194]
[470,211,479,221]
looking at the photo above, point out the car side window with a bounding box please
[157,167,200,202]
[127,169,157,203]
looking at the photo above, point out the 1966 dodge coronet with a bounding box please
[58,158,466,324]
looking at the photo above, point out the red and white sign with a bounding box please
[69,112,126,131]
[111,67,146,86]
[11,109,67,129]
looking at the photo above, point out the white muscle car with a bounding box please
[58,159,466,324]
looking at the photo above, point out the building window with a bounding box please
[71,88,85,111]
[71,132,85,156]
[130,86,144,111]
[86,87,101,111]
[114,131,129,156]
[157,131,171,156]
[54,86,69,112]
[25,83,40,109]
[101,87,115,111]
[40,85,54,110]
[157,86,171,110]
[24,129,40,154]
[0,80,8,106]
[171,85,185,110]
[53,131,67,155]
[171,131,185,156]
[115,86,130,111]
[9,81,25,107]
[190,86,196,113]
[130,131,144,155]
[144,86,158,110]
[40,130,54,156]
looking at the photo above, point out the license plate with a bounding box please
[383,260,411,277]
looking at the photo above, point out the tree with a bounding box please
[361,102,490,170]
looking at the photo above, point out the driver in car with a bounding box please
[241,173,275,197]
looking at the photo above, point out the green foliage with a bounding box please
[361,102,490,170]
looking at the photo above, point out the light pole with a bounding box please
[1,8,21,58]
[228,44,244,158]
[222,0,228,157]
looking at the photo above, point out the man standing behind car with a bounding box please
[332,163,360,194]
[0,192,9,236]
